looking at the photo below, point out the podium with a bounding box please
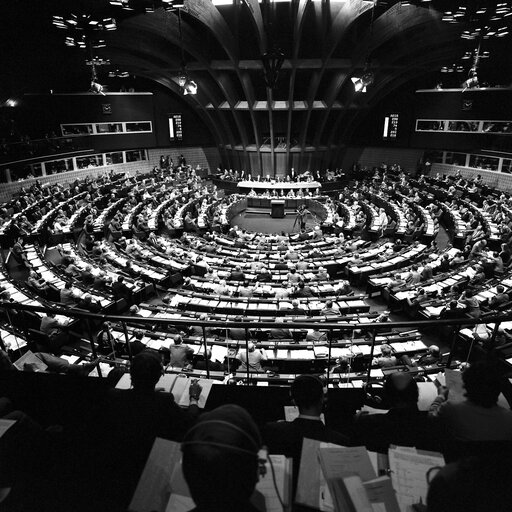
[271,199,285,218]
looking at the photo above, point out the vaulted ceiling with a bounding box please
[2,0,512,171]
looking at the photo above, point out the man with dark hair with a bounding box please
[353,372,445,453]
[182,405,261,512]
[112,275,131,302]
[101,351,201,506]
[429,360,512,441]
[263,374,347,490]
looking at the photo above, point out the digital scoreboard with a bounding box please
[169,113,183,141]
[383,113,399,139]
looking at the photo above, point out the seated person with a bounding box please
[263,375,348,491]
[429,360,512,441]
[228,265,245,282]
[229,316,247,341]
[60,282,77,306]
[372,344,398,368]
[489,285,510,308]
[236,342,267,373]
[305,328,327,343]
[352,372,445,453]
[181,404,261,512]
[169,336,194,369]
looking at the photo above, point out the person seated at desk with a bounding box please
[63,257,81,278]
[27,270,51,297]
[317,267,329,281]
[274,258,289,271]
[294,281,314,298]
[263,375,348,491]
[306,328,327,343]
[40,312,68,353]
[296,255,310,270]
[124,261,141,279]
[405,265,422,285]
[284,299,307,316]
[169,336,194,369]
[112,276,132,302]
[236,342,267,372]
[181,404,261,512]
[228,316,248,341]
[372,344,398,369]
[352,372,445,453]
[470,239,487,260]
[76,294,102,313]
[228,265,245,282]
[60,281,78,305]
[489,285,510,309]
[270,324,292,340]
[321,300,340,316]
[458,289,481,318]
[256,267,272,282]
[429,360,512,442]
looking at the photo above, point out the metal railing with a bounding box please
[2,300,510,386]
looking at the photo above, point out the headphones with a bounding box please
[182,419,267,478]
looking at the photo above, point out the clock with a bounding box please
[102,103,112,115]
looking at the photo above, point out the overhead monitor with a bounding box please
[169,113,183,141]
[383,113,399,139]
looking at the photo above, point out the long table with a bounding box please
[238,180,322,191]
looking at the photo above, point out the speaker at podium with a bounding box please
[271,199,285,218]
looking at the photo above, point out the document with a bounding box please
[388,447,444,512]
[129,438,181,512]
[176,377,215,409]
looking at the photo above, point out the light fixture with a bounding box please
[175,8,197,96]
[183,79,198,95]
[262,48,285,90]
[351,71,374,93]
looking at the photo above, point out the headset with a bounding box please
[182,419,283,507]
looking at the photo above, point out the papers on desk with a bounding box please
[297,439,442,512]
[389,447,445,512]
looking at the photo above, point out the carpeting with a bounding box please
[231,211,320,234]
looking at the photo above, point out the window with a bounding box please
[502,159,512,174]
[447,121,480,132]
[445,152,467,166]
[95,123,123,134]
[106,152,124,165]
[416,120,445,131]
[482,121,512,134]
[125,149,147,162]
[76,154,104,169]
[45,158,73,175]
[10,163,42,181]
[468,155,499,172]
[423,150,444,164]
[61,124,94,136]
[125,122,152,132]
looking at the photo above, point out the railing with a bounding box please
[2,301,510,385]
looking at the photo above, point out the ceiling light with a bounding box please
[183,79,198,95]
[91,81,106,95]
[351,71,374,93]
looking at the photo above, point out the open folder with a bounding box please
[296,439,443,512]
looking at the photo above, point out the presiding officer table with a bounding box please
[237,180,322,191]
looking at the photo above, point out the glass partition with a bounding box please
[76,154,104,169]
[125,121,152,132]
[95,123,123,134]
[468,154,500,171]
[125,149,147,162]
[416,120,445,131]
[106,152,124,165]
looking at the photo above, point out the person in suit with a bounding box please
[98,351,202,508]
[169,336,194,369]
[228,265,245,282]
[112,276,132,302]
[352,372,445,453]
[263,375,348,491]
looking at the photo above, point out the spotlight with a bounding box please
[91,81,106,95]
[177,73,187,88]
[183,79,197,95]
[5,99,17,107]
[351,71,374,93]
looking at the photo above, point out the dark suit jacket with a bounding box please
[263,418,348,491]
[352,407,446,453]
